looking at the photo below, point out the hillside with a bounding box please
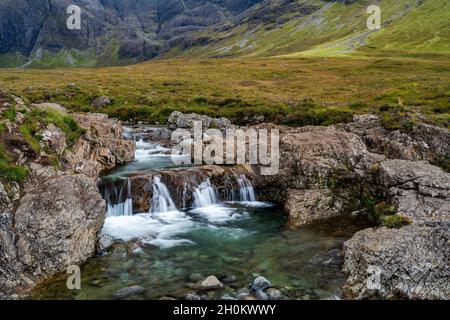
[0,0,449,67]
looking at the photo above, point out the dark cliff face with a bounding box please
[0,0,268,65]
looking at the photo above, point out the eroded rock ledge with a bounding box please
[247,117,449,299]
[0,98,135,298]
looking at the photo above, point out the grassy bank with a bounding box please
[0,56,448,127]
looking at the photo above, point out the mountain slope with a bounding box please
[0,0,448,67]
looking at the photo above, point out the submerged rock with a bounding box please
[220,275,237,284]
[112,285,145,300]
[200,276,223,290]
[266,288,282,300]
[251,276,271,292]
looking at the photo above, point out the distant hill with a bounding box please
[0,0,448,67]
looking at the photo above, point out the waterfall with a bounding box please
[151,176,177,213]
[101,178,133,217]
[237,175,256,202]
[193,179,219,208]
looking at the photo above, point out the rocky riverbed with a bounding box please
[1,95,449,299]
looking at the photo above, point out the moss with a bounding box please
[23,109,86,148]
[379,105,418,133]
[382,215,412,229]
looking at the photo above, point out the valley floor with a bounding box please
[0,55,448,127]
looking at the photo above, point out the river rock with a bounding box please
[97,234,114,254]
[251,276,271,292]
[266,288,282,300]
[200,276,223,290]
[343,222,450,299]
[112,285,145,299]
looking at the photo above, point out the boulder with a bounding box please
[40,123,66,154]
[168,111,232,130]
[91,96,111,108]
[343,222,450,300]
[379,160,450,222]
[251,276,271,292]
[0,174,106,296]
[342,115,450,166]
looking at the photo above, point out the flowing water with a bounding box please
[32,126,371,300]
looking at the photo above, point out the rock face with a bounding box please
[40,123,67,154]
[0,96,134,298]
[64,113,136,176]
[257,125,383,226]
[124,165,254,212]
[0,0,268,66]
[342,115,450,166]
[0,173,105,296]
[343,222,450,299]
[168,111,233,130]
[342,159,450,299]
[250,117,450,299]
[379,160,450,222]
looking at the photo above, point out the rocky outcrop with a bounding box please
[0,97,134,298]
[64,113,135,176]
[342,115,450,166]
[168,111,233,130]
[379,160,450,222]
[0,172,105,297]
[342,159,450,299]
[40,123,66,154]
[343,222,450,299]
[250,118,450,299]
[256,125,384,226]
[123,165,255,212]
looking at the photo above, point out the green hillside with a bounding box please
[174,0,450,59]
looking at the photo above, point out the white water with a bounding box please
[135,139,171,162]
[193,179,219,208]
[101,127,269,249]
[237,175,256,202]
[105,179,133,217]
[151,176,177,213]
